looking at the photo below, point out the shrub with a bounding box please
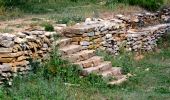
[0,0,26,8]
[105,0,164,11]
[128,0,163,11]
[44,23,54,32]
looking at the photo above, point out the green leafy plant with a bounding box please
[44,23,54,32]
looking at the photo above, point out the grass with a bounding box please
[0,0,169,21]
[0,28,14,33]
[0,34,170,100]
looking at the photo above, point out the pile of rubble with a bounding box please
[0,31,57,85]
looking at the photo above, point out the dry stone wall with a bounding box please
[0,31,57,85]
[63,7,170,55]
[0,7,170,85]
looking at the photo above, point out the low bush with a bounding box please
[43,23,54,32]
[106,0,164,11]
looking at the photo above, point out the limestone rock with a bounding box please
[106,34,112,39]
[16,32,26,38]
[14,37,26,44]
[0,58,14,63]
[0,33,16,41]
[26,36,36,42]
[0,48,12,53]
[0,51,23,58]
[0,40,14,48]
[80,41,90,46]
[0,64,12,72]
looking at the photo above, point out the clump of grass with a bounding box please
[0,28,14,33]
[44,23,54,32]
[40,22,54,31]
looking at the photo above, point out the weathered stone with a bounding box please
[26,36,36,42]
[0,58,14,63]
[0,51,23,58]
[0,48,12,53]
[106,34,112,39]
[16,56,27,61]
[45,32,56,37]
[14,37,26,44]
[87,32,95,37]
[31,31,44,35]
[0,33,16,41]
[80,41,90,46]
[11,60,29,67]
[72,37,82,42]
[16,32,26,38]
[43,44,48,48]
[0,64,12,72]
[59,45,82,56]
[0,40,14,48]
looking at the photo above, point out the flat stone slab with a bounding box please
[0,48,12,53]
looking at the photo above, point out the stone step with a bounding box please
[74,56,103,68]
[54,38,72,48]
[100,67,122,78]
[108,75,127,85]
[82,61,112,76]
[64,50,95,63]
[59,45,82,56]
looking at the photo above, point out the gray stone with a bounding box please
[26,36,36,42]
[1,73,7,77]
[87,32,95,37]
[14,37,26,43]
[45,32,56,37]
[80,41,90,46]
[0,33,16,41]
[43,43,48,48]
[0,40,14,48]
[16,32,26,38]
[106,34,112,39]
[30,31,44,35]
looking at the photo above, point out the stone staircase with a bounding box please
[54,38,127,85]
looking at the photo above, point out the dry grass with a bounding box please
[164,0,170,5]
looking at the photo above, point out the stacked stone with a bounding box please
[63,15,170,56]
[126,32,142,52]
[64,19,126,50]
[114,7,170,29]
[125,24,170,52]
[0,31,57,85]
